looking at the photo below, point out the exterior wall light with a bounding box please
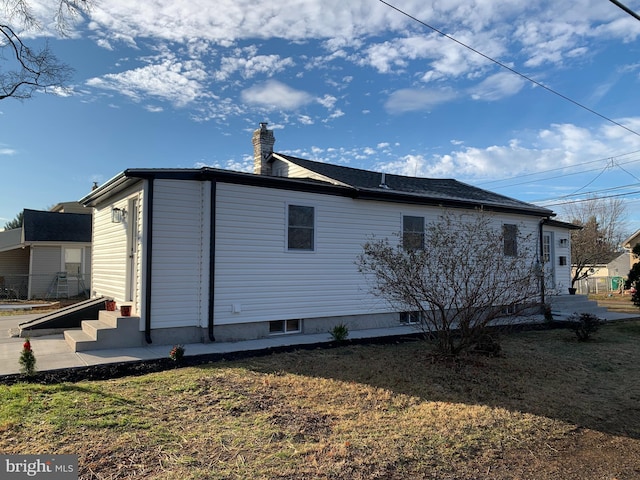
[111,207,126,223]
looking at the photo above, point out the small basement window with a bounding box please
[269,319,302,335]
[400,311,422,324]
[502,304,518,315]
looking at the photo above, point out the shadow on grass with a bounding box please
[1,320,639,443]
[241,320,640,441]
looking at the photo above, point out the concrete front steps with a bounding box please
[547,294,610,320]
[64,310,144,352]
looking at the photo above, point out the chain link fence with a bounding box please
[0,273,90,300]
[574,276,626,295]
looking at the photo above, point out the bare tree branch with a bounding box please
[561,196,628,287]
[357,211,545,355]
[0,0,89,100]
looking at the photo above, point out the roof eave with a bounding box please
[80,172,142,208]
[354,189,554,217]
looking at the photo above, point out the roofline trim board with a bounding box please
[80,167,552,217]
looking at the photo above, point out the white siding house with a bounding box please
[79,124,576,346]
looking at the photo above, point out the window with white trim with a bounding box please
[542,234,551,263]
[287,205,315,251]
[503,224,518,257]
[403,215,424,250]
[400,311,422,324]
[269,319,302,335]
[64,248,83,276]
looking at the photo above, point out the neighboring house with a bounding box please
[78,123,575,346]
[623,229,640,252]
[50,201,92,214]
[0,206,92,299]
[571,230,640,294]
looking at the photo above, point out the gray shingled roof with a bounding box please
[276,154,553,216]
[22,209,92,243]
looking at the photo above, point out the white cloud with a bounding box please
[469,71,526,101]
[241,80,313,110]
[0,147,17,156]
[317,94,337,109]
[324,109,345,121]
[215,53,295,81]
[374,119,640,181]
[385,88,457,114]
[86,50,208,106]
[86,0,397,46]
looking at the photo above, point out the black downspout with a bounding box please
[208,181,216,341]
[539,218,546,306]
[144,179,154,344]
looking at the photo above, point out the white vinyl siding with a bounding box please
[543,225,573,292]
[88,175,553,336]
[149,180,210,329]
[213,184,540,326]
[91,186,143,307]
[215,183,393,325]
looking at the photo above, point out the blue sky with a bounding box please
[2,0,640,230]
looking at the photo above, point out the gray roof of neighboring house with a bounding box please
[623,228,640,248]
[275,154,554,217]
[22,209,92,243]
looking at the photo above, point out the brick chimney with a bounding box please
[252,122,275,175]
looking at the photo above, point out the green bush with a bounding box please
[329,324,349,342]
[568,313,600,341]
[19,339,36,376]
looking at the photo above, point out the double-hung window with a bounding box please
[64,248,83,276]
[403,215,424,250]
[542,234,551,263]
[288,205,315,251]
[503,224,518,257]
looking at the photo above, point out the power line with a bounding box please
[537,189,640,208]
[476,153,640,192]
[609,0,640,22]
[532,182,640,204]
[379,0,640,138]
[565,161,612,197]
[478,150,640,186]
[615,160,640,182]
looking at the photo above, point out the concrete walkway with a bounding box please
[1,309,638,378]
[0,314,422,377]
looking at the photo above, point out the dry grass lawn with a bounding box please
[1,320,640,479]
